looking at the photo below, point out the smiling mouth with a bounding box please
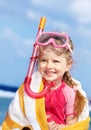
[45,71,56,75]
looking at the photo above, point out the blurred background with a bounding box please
[0,0,91,97]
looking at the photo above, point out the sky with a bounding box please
[0,0,91,97]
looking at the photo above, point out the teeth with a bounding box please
[46,71,54,74]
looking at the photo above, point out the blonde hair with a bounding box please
[38,36,86,118]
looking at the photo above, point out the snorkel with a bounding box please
[24,17,54,99]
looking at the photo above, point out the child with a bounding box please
[0,32,90,130]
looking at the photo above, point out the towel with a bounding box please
[1,72,90,130]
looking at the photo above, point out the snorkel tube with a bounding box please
[24,17,54,99]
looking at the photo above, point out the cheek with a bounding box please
[57,65,68,74]
[38,63,44,72]
[38,64,45,76]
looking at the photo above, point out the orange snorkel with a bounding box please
[24,17,54,99]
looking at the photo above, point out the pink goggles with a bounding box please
[36,32,72,52]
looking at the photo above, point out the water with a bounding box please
[0,97,12,124]
[0,97,91,129]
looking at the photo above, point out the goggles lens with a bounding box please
[36,32,68,48]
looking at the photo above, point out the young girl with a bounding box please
[36,32,89,130]
[0,32,90,130]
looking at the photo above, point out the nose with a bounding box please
[46,61,53,69]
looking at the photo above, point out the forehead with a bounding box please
[39,49,66,60]
[39,44,66,56]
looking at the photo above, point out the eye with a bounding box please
[40,59,47,62]
[53,60,60,63]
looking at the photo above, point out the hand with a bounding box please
[48,121,58,130]
[48,121,65,130]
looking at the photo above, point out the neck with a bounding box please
[43,78,63,91]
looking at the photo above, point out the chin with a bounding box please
[44,78,55,83]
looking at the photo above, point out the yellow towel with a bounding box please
[62,116,90,130]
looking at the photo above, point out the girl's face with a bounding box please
[38,49,71,87]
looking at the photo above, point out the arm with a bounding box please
[48,115,78,130]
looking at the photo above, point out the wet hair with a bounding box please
[38,35,86,118]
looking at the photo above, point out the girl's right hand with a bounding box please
[48,121,59,130]
[48,121,66,130]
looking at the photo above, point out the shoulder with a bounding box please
[62,83,76,102]
[63,84,75,95]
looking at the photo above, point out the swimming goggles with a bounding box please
[36,32,72,52]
